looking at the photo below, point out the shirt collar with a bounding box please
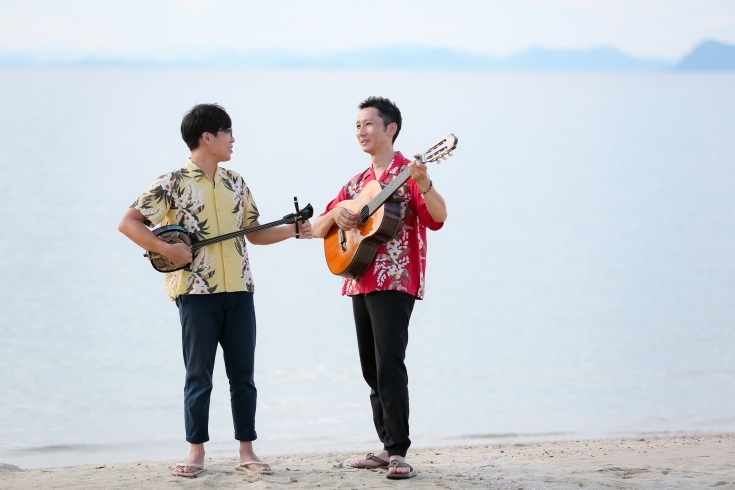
[374,151,408,181]
[184,159,221,182]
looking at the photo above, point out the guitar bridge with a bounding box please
[338,229,347,253]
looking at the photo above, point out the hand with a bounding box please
[409,156,431,191]
[297,219,313,239]
[333,207,358,231]
[163,242,192,267]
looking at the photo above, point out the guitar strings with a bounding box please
[364,140,455,217]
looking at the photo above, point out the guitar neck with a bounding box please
[362,166,412,220]
[191,218,291,250]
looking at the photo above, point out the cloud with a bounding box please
[168,0,247,14]
[0,15,120,52]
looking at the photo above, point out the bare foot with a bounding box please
[238,440,272,473]
[353,450,390,468]
[388,455,411,475]
[174,443,205,475]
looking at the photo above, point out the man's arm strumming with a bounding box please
[118,208,193,267]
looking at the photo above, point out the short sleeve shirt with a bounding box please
[321,152,443,300]
[132,159,259,301]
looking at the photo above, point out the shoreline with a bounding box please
[2,434,734,489]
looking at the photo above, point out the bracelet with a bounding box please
[420,180,433,195]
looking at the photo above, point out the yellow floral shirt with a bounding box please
[132,159,259,300]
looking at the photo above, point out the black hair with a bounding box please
[358,96,402,143]
[181,103,232,150]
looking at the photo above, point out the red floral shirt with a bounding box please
[321,152,444,299]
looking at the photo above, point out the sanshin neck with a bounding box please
[191,218,288,250]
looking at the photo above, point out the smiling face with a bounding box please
[202,128,235,162]
[356,107,396,155]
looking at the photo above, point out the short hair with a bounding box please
[358,96,402,143]
[181,103,232,150]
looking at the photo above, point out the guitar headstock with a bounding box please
[420,134,458,164]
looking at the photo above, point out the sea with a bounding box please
[0,68,733,469]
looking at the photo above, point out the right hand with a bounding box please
[163,242,193,267]
[333,207,359,231]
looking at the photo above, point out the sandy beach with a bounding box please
[2,434,734,489]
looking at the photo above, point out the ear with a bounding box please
[200,132,212,147]
[386,122,397,138]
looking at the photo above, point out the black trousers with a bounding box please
[175,292,258,444]
[352,290,416,457]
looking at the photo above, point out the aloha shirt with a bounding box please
[321,151,443,300]
[132,159,259,301]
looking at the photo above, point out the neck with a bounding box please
[370,146,396,176]
[189,150,220,180]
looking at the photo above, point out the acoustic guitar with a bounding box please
[145,199,313,273]
[323,134,458,279]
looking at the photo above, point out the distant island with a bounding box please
[1,39,734,71]
[677,40,735,70]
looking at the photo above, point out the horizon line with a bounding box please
[0,39,733,71]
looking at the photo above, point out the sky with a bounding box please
[1,0,734,61]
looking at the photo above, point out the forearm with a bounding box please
[118,208,168,253]
[311,212,336,238]
[246,224,297,245]
[422,186,447,222]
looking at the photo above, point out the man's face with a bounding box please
[356,107,393,154]
[203,128,234,161]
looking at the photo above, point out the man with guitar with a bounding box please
[312,97,448,479]
[118,103,312,478]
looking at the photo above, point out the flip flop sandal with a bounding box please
[172,463,205,477]
[350,452,390,469]
[235,461,274,475]
[386,460,417,479]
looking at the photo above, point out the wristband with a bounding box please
[420,180,433,195]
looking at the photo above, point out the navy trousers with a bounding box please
[175,292,258,444]
[352,290,416,457]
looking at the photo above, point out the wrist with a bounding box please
[419,179,433,195]
[152,240,173,255]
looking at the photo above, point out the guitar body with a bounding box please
[324,180,402,279]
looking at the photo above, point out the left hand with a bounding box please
[409,155,431,192]
[297,219,313,239]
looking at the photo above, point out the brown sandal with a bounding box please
[350,452,390,469]
[386,460,416,479]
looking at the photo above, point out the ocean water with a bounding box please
[0,68,734,469]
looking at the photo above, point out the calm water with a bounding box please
[0,68,734,469]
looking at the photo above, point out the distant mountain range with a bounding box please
[1,40,734,71]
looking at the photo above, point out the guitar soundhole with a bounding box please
[359,206,370,224]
